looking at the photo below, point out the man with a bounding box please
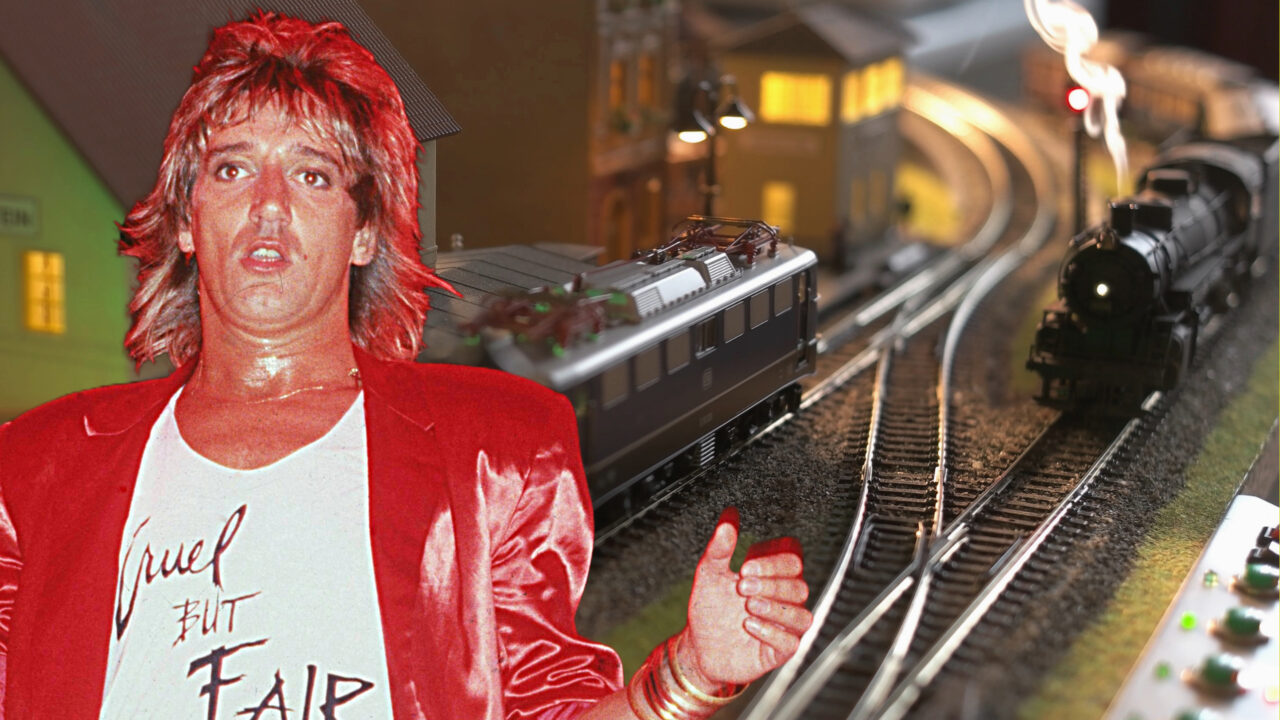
[0,12,811,719]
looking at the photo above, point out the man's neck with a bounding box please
[187,315,360,403]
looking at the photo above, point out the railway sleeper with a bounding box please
[998,502,1057,519]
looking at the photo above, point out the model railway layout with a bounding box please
[407,60,1278,718]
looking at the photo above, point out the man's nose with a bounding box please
[250,165,290,228]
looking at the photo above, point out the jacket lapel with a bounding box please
[357,349,476,719]
[7,364,192,718]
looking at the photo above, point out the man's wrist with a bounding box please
[626,631,745,720]
[673,628,720,693]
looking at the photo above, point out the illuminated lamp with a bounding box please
[1067,86,1090,113]
[676,109,713,144]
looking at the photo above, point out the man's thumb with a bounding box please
[703,506,740,563]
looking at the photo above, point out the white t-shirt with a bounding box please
[100,389,395,720]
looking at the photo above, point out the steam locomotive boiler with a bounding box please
[1028,136,1279,411]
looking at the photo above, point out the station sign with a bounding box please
[0,195,40,237]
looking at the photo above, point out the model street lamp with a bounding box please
[676,76,753,215]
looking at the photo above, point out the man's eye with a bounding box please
[299,170,330,188]
[214,164,243,180]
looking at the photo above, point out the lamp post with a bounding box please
[675,75,753,216]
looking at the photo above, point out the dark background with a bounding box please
[1107,0,1278,80]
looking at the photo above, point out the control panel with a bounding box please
[1105,494,1279,720]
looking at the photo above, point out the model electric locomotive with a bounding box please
[1028,136,1279,411]
[423,217,819,529]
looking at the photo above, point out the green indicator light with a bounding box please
[1203,570,1219,588]
[1244,563,1279,591]
[1224,606,1263,636]
[551,343,564,358]
[463,335,481,346]
[1154,661,1172,680]
[1179,612,1198,631]
[533,302,549,313]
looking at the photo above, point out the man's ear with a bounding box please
[177,227,194,254]
[351,226,376,266]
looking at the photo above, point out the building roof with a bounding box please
[0,0,458,207]
[718,2,913,65]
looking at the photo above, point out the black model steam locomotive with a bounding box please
[422,217,819,529]
[1028,135,1279,412]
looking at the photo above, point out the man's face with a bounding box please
[179,105,374,340]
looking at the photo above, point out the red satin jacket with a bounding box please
[0,348,622,718]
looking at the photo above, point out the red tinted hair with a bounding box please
[119,11,449,364]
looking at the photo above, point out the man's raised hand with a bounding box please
[677,507,813,689]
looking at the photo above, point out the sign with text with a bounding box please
[0,195,40,236]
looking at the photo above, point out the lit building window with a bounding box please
[881,57,904,110]
[870,63,890,116]
[759,72,832,126]
[841,69,864,124]
[24,250,65,334]
[762,181,797,232]
[609,59,626,111]
[637,53,655,107]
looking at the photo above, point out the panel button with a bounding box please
[1175,709,1221,720]
[1212,606,1266,646]
[1236,562,1280,598]
[1188,653,1245,696]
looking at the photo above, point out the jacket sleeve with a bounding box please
[488,392,623,719]
[0,422,24,717]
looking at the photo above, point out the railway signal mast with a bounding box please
[1067,84,1090,234]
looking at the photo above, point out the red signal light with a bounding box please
[1066,86,1090,113]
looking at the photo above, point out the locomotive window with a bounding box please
[723,302,745,343]
[601,362,628,409]
[773,279,792,315]
[635,345,661,390]
[694,317,717,356]
[666,331,690,373]
[750,290,770,329]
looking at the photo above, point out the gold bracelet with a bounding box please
[668,632,746,705]
[627,635,747,720]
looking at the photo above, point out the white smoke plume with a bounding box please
[1024,0,1129,189]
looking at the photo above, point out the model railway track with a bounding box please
[872,409,1138,720]
[751,409,1143,720]
[736,75,1060,719]
[754,283,1245,719]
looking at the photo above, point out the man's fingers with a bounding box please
[743,616,803,659]
[746,596,813,635]
[737,576,809,605]
[701,507,740,564]
[741,552,803,579]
